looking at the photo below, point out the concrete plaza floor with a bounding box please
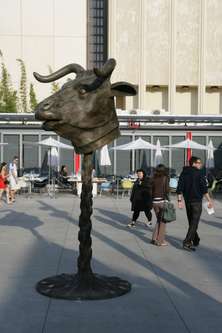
[0,192,222,333]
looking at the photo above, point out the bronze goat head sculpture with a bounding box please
[34,59,137,153]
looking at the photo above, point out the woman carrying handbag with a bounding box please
[151,164,170,246]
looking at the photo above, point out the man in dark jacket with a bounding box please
[177,156,213,251]
[127,169,152,228]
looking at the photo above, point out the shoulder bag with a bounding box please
[163,177,176,223]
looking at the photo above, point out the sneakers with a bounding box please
[127,222,136,228]
[145,222,152,227]
[183,243,196,252]
[127,221,152,228]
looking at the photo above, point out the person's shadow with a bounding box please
[0,210,44,240]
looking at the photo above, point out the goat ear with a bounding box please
[111,82,137,96]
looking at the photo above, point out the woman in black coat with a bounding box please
[128,169,152,227]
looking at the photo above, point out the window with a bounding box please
[115,136,132,176]
[59,138,74,174]
[192,136,206,164]
[87,0,108,68]
[209,136,222,169]
[153,136,169,168]
[23,135,39,172]
[135,136,151,174]
[3,134,20,169]
[40,135,57,165]
[171,136,185,175]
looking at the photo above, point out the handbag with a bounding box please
[163,201,176,223]
[162,176,176,223]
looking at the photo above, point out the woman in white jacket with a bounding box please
[9,156,19,202]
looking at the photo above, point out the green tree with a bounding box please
[29,83,38,112]
[17,58,28,112]
[0,50,17,113]
[48,65,60,94]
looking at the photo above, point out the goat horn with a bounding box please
[94,58,116,78]
[33,64,85,83]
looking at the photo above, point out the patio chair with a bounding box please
[120,179,133,197]
[99,182,112,196]
[32,177,48,194]
[169,177,178,193]
[55,175,73,193]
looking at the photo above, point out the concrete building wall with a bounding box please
[109,0,222,115]
[0,0,87,103]
[145,0,170,86]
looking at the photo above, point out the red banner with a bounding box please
[186,132,192,165]
[74,154,80,174]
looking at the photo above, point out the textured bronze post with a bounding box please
[36,152,131,299]
[78,153,93,277]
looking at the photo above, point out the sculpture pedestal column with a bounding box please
[36,153,131,300]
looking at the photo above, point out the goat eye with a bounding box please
[79,88,86,95]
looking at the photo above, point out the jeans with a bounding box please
[184,201,202,245]
[152,202,166,243]
[132,208,152,222]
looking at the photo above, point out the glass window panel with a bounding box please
[135,136,151,175]
[59,137,74,175]
[192,136,206,164]
[208,136,222,149]
[23,135,39,172]
[153,136,169,167]
[3,134,20,169]
[209,136,222,170]
[116,136,132,177]
[40,135,57,165]
[171,136,185,175]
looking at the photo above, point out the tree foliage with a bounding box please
[17,58,28,112]
[0,50,17,113]
[0,50,42,113]
[29,83,38,111]
[48,65,60,94]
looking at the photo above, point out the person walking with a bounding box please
[9,156,19,202]
[0,162,12,206]
[151,164,170,246]
[176,156,213,251]
[127,169,152,228]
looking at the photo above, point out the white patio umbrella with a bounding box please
[111,137,168,172]
[37,137,74,150]
[48,147,59,169]
[111,137,157,150]
[164,138,208,150]
[100,144,111,176]
[100,145,111,166]
[154,139,163,166]
[206,139,215,169]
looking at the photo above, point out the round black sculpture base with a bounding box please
[36,273,131,300]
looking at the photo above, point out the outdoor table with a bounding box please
[68,177,107,197]
[17,177,30,195]
[22,175,48,196]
